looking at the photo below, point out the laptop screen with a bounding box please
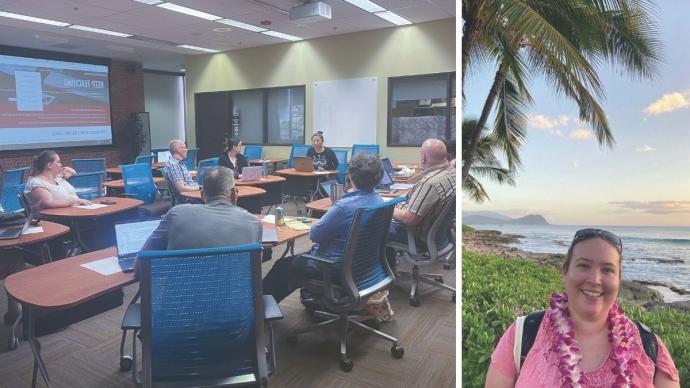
[115,220,161,257]
[156,151,171,163]
[381,157,394,176]
[379,169,393,186]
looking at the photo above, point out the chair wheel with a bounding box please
[339,355,353,372]
[119,355,133,372]
[451,293,456,302]
[7,336,18,351]
[363,319,380,330]
[391,345,404,359]
[286,336,298,346]
[409,297,420,307]
[434,277,444,283]
[443,264,452,270]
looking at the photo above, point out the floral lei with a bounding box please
[548,292,639,388]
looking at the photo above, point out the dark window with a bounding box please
[388,72,456,146]
[267,86,305,145]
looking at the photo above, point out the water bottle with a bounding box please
[262,161,269,178]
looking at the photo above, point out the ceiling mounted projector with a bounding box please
[289,2,332,23]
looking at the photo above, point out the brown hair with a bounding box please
[32,150,58,175]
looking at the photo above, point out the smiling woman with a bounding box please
[484,229,681,388]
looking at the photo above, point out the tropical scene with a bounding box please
[462,1,689,386]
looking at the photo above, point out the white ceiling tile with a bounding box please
[394,4,454,23]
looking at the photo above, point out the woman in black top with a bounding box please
[219,137,249,177]
[306,132,338,171]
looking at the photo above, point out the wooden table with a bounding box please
[258,214,315,260]
[250,158,288,166]
[392,163,419,171]
[305,191,408,217]
[5,247,136,388]
[236,175,286,208]
[106,163,164,176]
[104,177,164,190]
[235,175,286,186]
[275,168,337,202]
[41,197,143,254]
[180,186,267,214]
[0,221,69,251]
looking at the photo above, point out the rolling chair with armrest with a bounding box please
[351,144,379,157]
[121,164,171,218]
[184,148,199,171]
[332,149,348,185]
[386,192,456,306]
[67,172,104,200]
[243,146,262,161]
[134,155,154,166]
[3,167,30,187]
[287,144,310,168]
[286,197,406,372]
[120,244,283,386]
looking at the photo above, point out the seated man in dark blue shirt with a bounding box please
[262,153,384,303]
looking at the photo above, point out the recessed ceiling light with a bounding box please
[177,44,220,53]
[216,19,267,33]
[343,0,385,13]
[0,11,70,27]
[373,11,412,26]
[261,30,303,42]
[157,3,222,21]
[69,25,132,37]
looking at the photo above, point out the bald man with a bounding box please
[387,139,456,269]
[164,139,199,195]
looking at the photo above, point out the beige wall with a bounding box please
[185,18,455,163]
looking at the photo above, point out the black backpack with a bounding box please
[520,310,657,371]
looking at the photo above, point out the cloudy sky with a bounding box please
[462,2,690,226]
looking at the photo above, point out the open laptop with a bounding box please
[293,156,314,173]
[156,150,171,164]
[0,200,40,240]
[241,166,262,181]
[381,157,395,176]
[376,160,413,192]
[114,219,161,272]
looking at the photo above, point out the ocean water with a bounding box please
[467,224,690,302]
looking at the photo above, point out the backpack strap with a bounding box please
[513,310,546,375]
[634,320,658,377]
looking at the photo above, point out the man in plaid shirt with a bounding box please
[164,139,199,195]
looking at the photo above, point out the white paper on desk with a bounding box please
[22,226,44,235]
[314,171,332,175]
[262,215,275,224]
[73,203,108,209]
[80,256,122,275]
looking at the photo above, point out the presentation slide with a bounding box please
[0,54,113,151]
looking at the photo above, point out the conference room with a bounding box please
[0,1,456,386]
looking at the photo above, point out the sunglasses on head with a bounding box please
[572,228,622,253]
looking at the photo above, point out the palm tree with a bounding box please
[462,118,516,203]
[461,0,663,184]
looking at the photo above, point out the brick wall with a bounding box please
[0,59,145,171]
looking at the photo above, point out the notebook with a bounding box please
[261,225,278,244]
[114,219,161,272]
[293,156,314,172]
[241,166,262,181]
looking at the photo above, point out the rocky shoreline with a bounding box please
[463,229,690,311]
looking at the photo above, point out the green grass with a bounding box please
[462,224,475,233]
[461,250,690,387]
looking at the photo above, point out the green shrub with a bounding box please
[462,224,476,233]
[462,250,690,387]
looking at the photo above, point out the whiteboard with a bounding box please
[313,77,377,147]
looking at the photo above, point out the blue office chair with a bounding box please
[196,165,213,187]
[333,149,348,184]
[134,155,154,166]
[72,158,106,174]
[121,164,170,217]
[184,148,199,171]
[67,172,104,200]
[243,146,263,161]
[351,144,379,157]
[387,191,456,306]
[287,144,310,168]
[198,157,219,168]
[129,244,282,386]
[1,184,23,212]
[286,197,406,372]
[3,167,30,187]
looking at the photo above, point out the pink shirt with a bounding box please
[490,310,680,386]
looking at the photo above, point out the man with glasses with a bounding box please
[164,139,199,195]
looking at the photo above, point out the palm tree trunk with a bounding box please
[461,20,475,83]
[462,68,506,183]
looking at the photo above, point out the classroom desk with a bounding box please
[258,214,315,260]
[0,221,70,253]
[40,198,143,254]
[275,168,337,202]
[180,186,266,214]
[5,247,135,388]
[305,191,409,217]
[236,175,286,209]
[250,158,288,173]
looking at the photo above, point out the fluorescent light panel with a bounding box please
[156,2,222,21]
[374,11,412,26]
[216,19,267,33]
[0,11,70,27]
[69,25,132,37]
[177,44,220,53]
[343,0,385,13]
[261,30,302,41]
[132,0,164,5]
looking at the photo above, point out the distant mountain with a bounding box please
[462,210,512,221]
[463,212,550,225]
